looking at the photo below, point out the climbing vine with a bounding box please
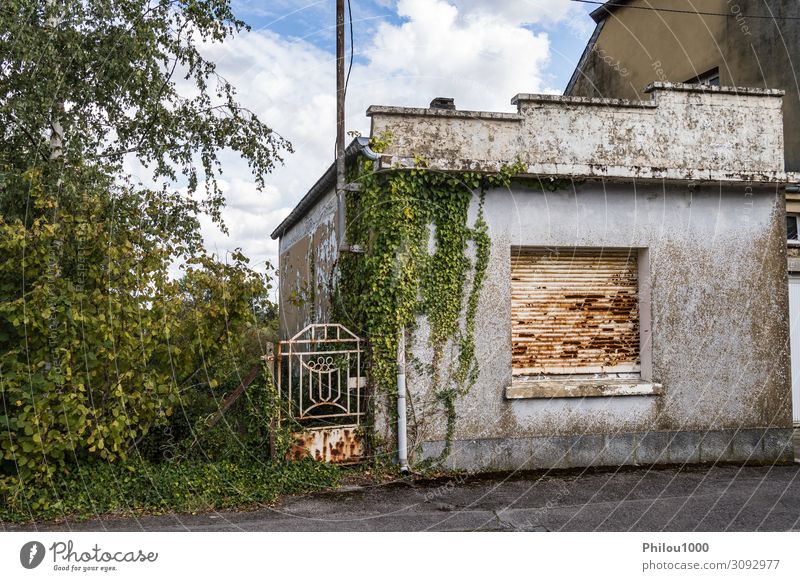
[334,133,526,465]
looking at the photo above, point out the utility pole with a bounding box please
[335,0,348,251]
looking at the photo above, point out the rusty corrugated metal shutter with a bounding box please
[511,248,640,375]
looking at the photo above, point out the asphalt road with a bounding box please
[6,462,800,532]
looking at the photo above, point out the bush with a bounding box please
[0,170,274,484]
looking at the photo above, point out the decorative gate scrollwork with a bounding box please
[278,324,365,426]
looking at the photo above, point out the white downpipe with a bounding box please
[397,327,409,473]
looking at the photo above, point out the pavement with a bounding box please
[6,429,799,533]
[5,460,800,532]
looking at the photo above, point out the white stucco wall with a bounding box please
[402,181,791,451]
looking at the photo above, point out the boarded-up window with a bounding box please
[511,248,640,376]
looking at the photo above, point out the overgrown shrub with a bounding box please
[0,169,275,486]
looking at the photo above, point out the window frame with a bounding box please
[787,213,800,246]
[684,67,720,87]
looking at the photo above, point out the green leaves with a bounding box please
[0,1,285,492]
[0,170,274,485]
[0,0,290,227]
[0,457,339,523]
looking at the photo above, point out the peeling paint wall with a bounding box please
[365,84,792,468]
[278,186,338,339]
[369,84,785,183]
[278,83,793,469]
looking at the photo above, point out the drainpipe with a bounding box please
[397,327,409,473]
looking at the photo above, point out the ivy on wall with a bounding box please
[334,134,526,465]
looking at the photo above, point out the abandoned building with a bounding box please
[565,0,800,428]
[271,83,795,470]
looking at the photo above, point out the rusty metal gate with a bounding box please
[278,324,366,463]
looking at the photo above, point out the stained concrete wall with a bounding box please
[403,180,793,469]
[370,84,785,183]
[366,84,793,469]
[278,186,338,339]
[568,0,800,172]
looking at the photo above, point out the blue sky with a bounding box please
[232,0,597,93]
[179,1,600,271]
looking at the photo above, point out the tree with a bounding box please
[0,1,287,485]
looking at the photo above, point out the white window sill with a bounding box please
[506,378,663,399]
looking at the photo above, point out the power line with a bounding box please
[345,0,354,96]
[571,0,800,20]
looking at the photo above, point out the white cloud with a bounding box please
[450,0,574,25]
[362,0,551,111]
[183,0,578,273]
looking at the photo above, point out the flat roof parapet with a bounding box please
[369,85,786,184]
[366,105,522,121]
[643,81,785,97]
[274,84,789,242]
[511,93,657,109]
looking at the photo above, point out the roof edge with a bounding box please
[564,16,606,96]
[644,81,785,96]
[366,105,522,121]
[270,138,361,241]
[513,92,657,108]
[590,0,632,23]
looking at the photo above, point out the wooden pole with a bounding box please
[335,0,348,251]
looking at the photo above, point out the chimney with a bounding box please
[429,97,456,110]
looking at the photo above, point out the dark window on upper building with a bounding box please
[788,214,800,242]
[685,67,720,87]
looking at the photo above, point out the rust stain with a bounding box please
[287,426,364,464]
[511,248,640,375]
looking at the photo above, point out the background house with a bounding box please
[272,83,794,471]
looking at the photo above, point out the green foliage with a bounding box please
[0,0,290,221]
[0,0,290,497]
[0,457,339,523]
[336,135,525,464]
[0,169,273,483]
